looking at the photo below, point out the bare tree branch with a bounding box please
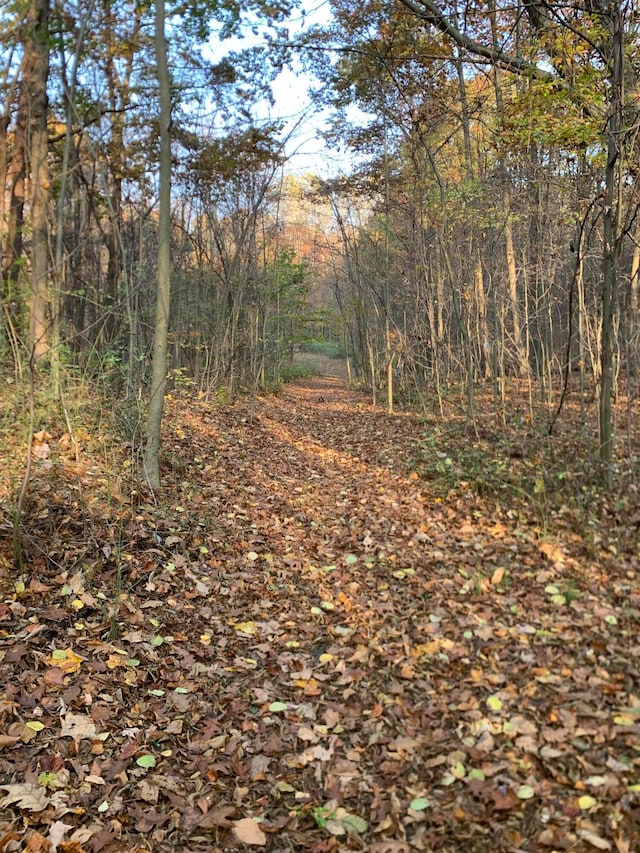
[396,0,557,80]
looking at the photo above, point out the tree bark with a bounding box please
[599,4,623,484]
[1,75,26,304]
[26,0,49,361]
[26,0,50,362]
[143,0,172,490]
[505,206,528,376]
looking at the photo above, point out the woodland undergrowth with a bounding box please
[0,373,639,853]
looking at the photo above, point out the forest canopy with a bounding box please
[0,0,639,477]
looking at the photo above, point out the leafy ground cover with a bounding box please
[0,375,639,852]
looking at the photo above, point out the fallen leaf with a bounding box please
[25,830,49,851]
[60,713,97,742]
[516,785,535,800]
[576,828,612,850]
[45,648,84,674]
[47,820,73,852]
[491,566,505,585]
[199,804,237,829]
[232,818,266,846]
[342,813,367,833]
[0,783,50,812]
[249,754,271,780]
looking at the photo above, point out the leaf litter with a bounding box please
[0,376,639,852]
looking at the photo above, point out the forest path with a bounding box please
[183,374,537,592]
[1,376,638,853]
[160,375,636,848]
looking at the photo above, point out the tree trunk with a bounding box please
[599,5,623,484]
[1,83,26,303]
[27,0,50,362]
[101,0,143,346]
[143,0,171,490]
[505,210,528,376]
[629,223,639,375]
[474,254,491,380]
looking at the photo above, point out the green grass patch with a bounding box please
[298,339,346,359]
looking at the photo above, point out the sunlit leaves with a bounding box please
[312,802,367,836]
[613,713,635,727]
[516,785,535,800]
[1,377,638,853]
[232,817,267,846]
[234,620,258,635]
[486,695,503,712]
[545,584,568,605]
[59,713,97,742]
[0,784,50,812]
[45,647,84,674]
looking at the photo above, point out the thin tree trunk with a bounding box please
[1,71,26,303]
[629,227,639,376]
[577,249,587,424]
[488,0,527,382]
[143,0,171,490]
[27,0,49,362]
[599,6,624,484]
[504,193,528,377]
[101,0,142,345]
[0,78,23,376]
[454,48,473,179]
[52,3,92,394]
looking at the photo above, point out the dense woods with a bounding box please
[2,0,639,483]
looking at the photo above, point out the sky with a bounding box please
[204,0,364,176]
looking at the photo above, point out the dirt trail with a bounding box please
[191,375,538,586]
[1,376,638,853]
[291,351,350,379]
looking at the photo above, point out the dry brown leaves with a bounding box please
[0,376,639,852]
